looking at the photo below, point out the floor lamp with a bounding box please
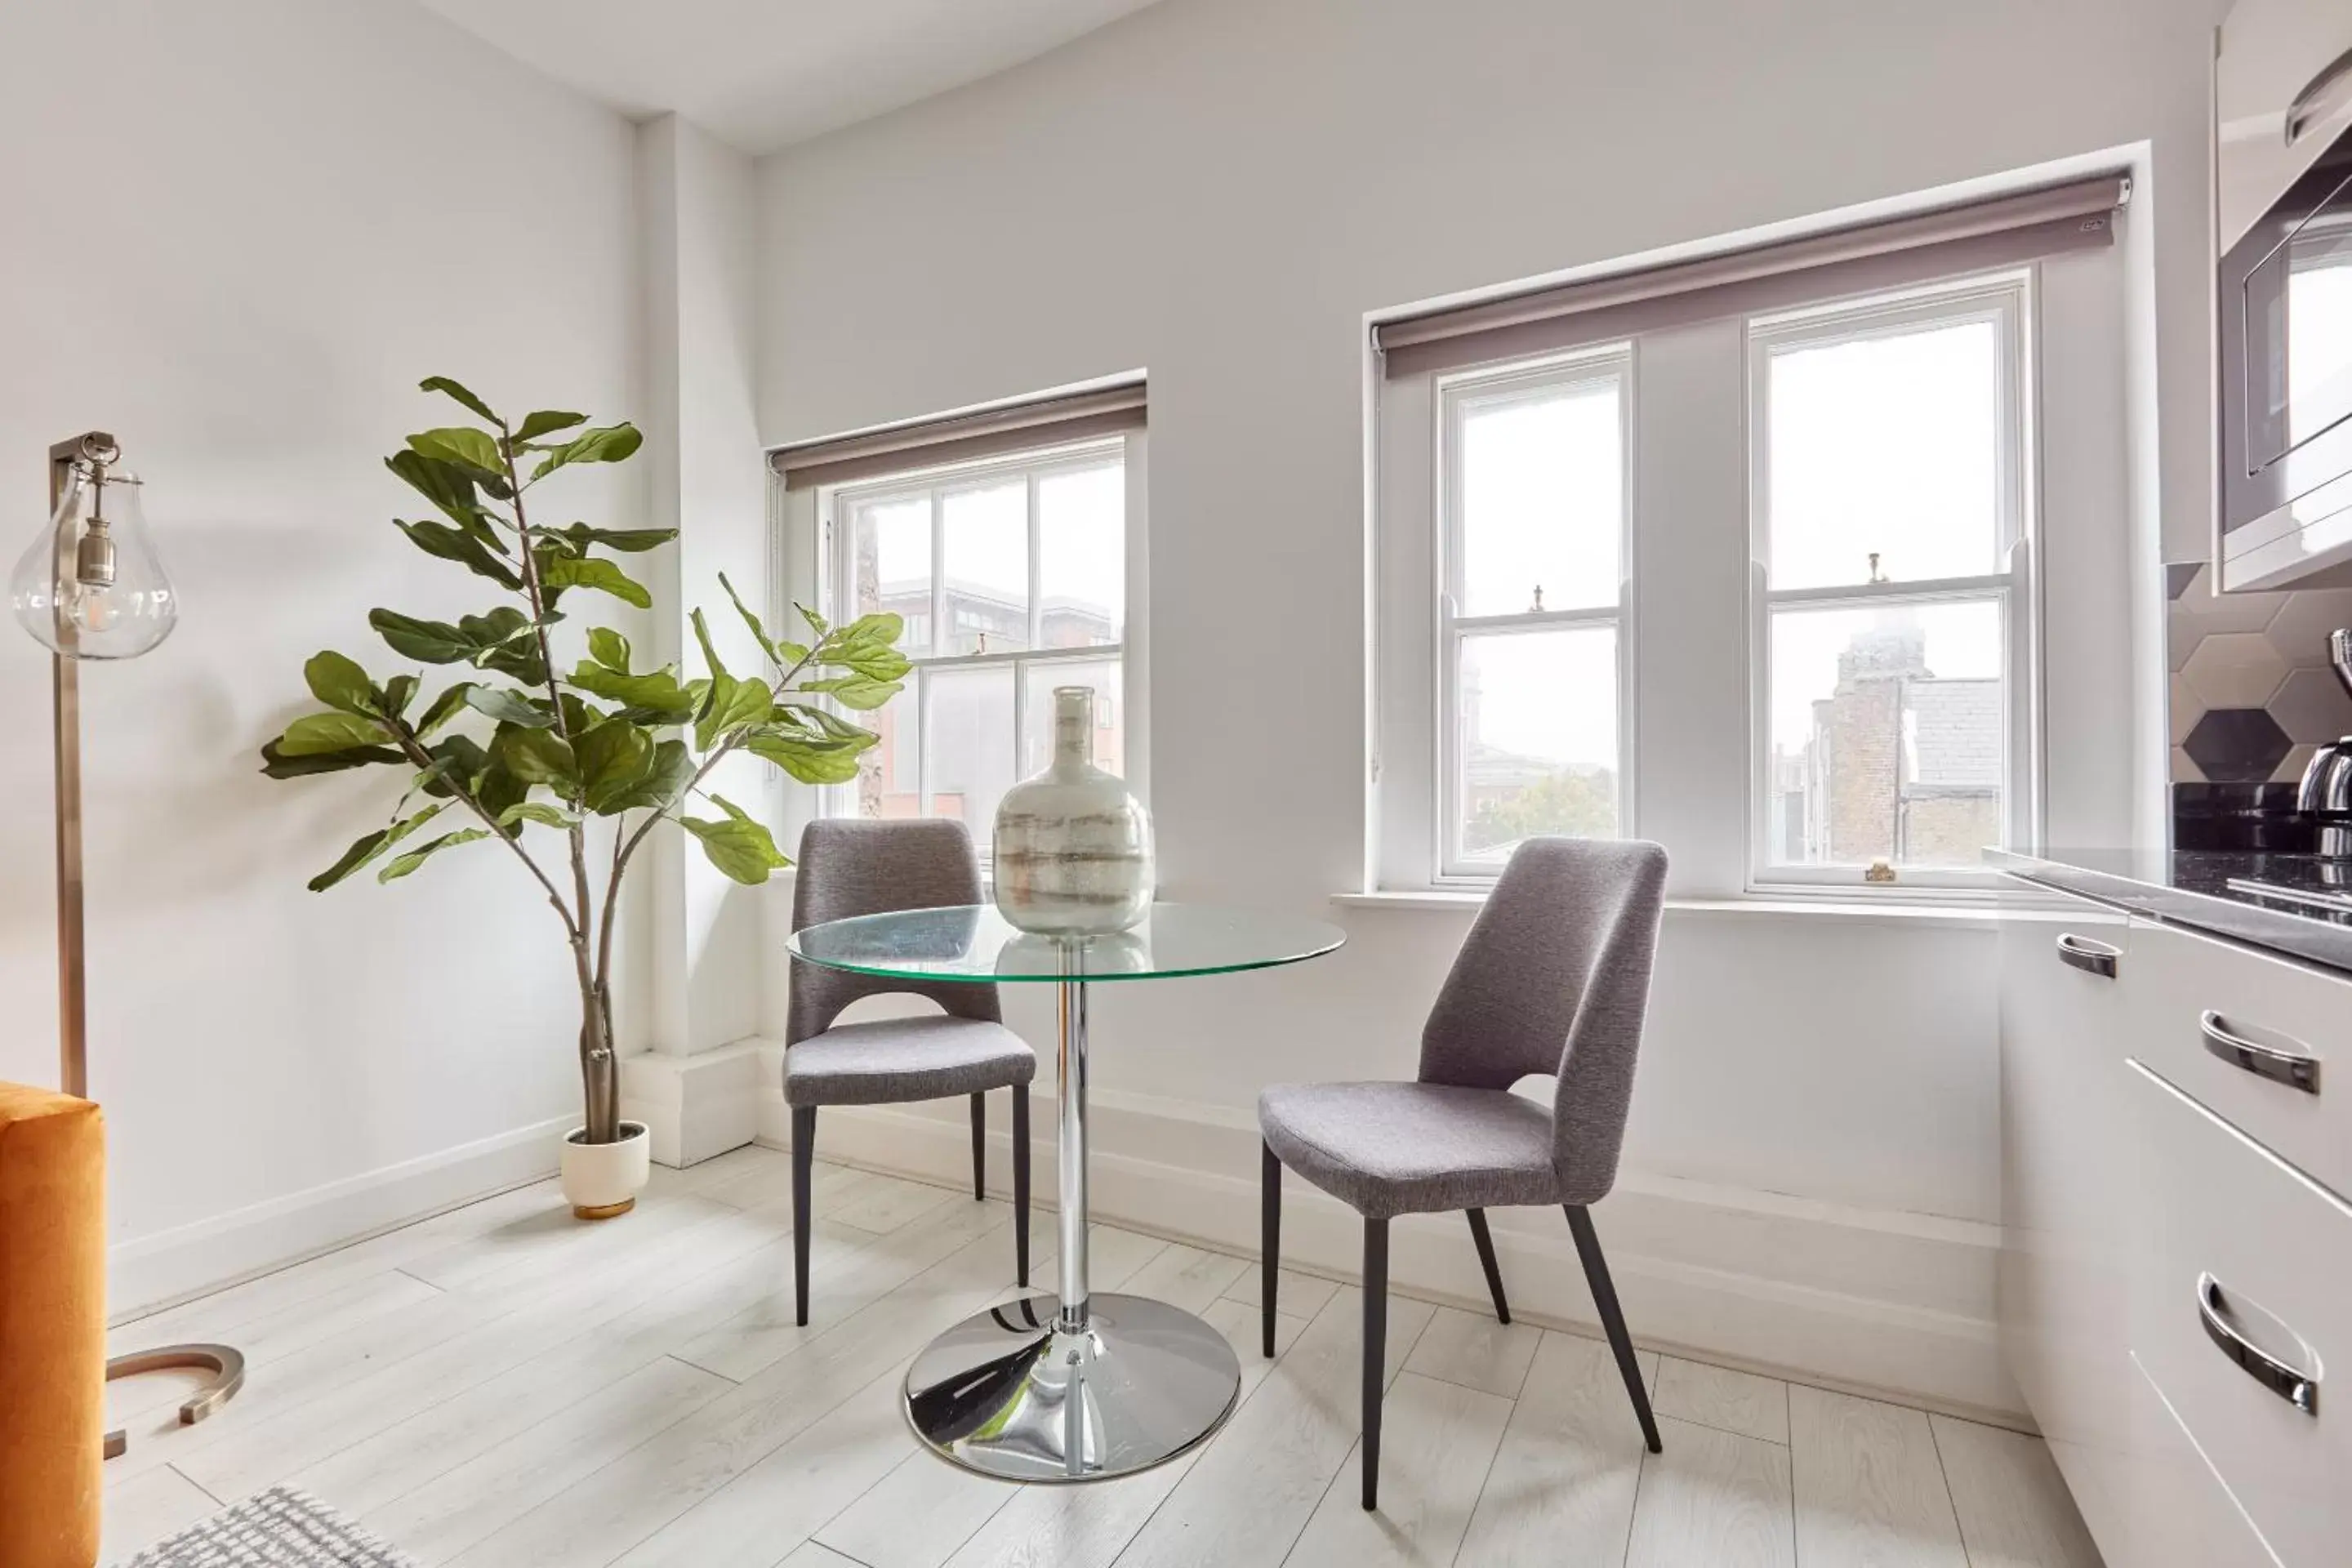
[9,433,244,1459]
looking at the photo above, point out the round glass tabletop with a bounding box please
[787,902,1345,983]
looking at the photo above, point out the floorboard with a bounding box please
[100,1162,2088,1568]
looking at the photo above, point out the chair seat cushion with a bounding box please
[784,1016,1036,1107]
[1257,1081,1561,1219]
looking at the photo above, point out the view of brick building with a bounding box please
[1777,620,2001,867]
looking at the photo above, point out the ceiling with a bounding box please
[413,0,1163,154]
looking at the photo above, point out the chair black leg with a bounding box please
[1361,1216,1389,1511]
[969,1091,987,1200]
[1260,1142,1281,1358]
[792,1106,816,1329]
[1565,1204,1660,1453]
[1466,1208,1511,1325]
[1012,1085,1031,1288]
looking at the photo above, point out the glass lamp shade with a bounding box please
[11,467,176,659]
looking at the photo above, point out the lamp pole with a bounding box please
[47,432,104,1098]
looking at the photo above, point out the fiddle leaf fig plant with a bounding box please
[261,376,910,1146]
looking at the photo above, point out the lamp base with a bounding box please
[104,1343,245,1459]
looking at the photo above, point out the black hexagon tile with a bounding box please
[2183,706,2293,784]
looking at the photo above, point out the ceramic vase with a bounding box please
[560,1120,650,1219]
[993,685,1153,935]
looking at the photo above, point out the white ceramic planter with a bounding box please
[560,1120,650,1219]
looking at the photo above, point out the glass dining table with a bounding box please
[788,901,1344,1482]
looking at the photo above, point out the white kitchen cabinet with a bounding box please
[2129,1062,2350,1566]
[2126,1350,2281,1568]
[2127,919,2348,1203]
[1996,912,2136,1560]
[2216,0,2352,252]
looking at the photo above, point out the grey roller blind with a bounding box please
[770,382,1146,492]
[1377,174,2130,378]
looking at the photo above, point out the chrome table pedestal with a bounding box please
[903,978,1241,1481]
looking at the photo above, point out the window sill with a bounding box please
[1332,888,2074,929]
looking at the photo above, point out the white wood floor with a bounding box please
[100,1145,2102,1568]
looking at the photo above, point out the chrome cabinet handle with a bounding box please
[2055,933,2120,978]
[2199,1010,2322,1095]
[2198,1272,2320,1415]
[2286,44,2352,145]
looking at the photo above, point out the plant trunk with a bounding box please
[578,973,620,1143]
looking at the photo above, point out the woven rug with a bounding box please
[124,1487,417,1567]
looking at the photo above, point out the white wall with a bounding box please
[0,0,639,1309]
[752,0,2230,1412]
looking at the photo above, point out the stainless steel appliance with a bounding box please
[2296,630,2352,849]
[2219,103,2352,584]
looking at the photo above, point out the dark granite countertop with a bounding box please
[1986,847,2352,975]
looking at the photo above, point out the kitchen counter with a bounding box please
[1987,846,2352,976]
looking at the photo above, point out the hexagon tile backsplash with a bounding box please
[2170,561,2352,782]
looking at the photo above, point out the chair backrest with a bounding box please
[1416,837,1668,1204]
[786,819,1002,1045]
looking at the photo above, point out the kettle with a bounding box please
[2295,628,2352,815]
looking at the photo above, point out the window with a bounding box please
[1750,281,2026,887]
[1440,351,1630,875]
[819,440,1128,841]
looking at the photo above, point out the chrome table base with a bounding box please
[904,1290,1241,1481]
[903,976,1242,1480]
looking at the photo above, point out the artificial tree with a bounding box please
[261,376,907,1147]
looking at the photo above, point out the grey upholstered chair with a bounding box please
[1257,836,1669,1510]
[786,819,1035,1326]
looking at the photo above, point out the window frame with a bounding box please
[813,434,1133,831]
[1433,346,1637,881]
[1744,273,2037,894]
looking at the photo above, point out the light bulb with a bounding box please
[11,462,176,660]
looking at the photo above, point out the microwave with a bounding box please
[2220,117,2352,581]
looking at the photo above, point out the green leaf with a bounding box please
[742,726,869,786]
[463,686,555,728]
[546,523,675,555]
[417,734,489,796]
[717,572,781,663]
[587,627,631,673]
[496,800,578,831]
[577,720,656,812]
[304,651,377,715]
[492,725,578,792]
[689,607,728,681]
[537,553,650,609]
[795,603,830,639]
[413,682,476,737]
[814,614,911,683]
[278,710,395,756]
[260,737,404,777]
[381,674,418,719]
[682,796,792,884]
[308,804,443,891]
[384,449,495,539]
[777,641,810,664]
[378,827,492,883]
[567,662,697,722]
[797,672,902,710]
[461,606,550,685]
[418,376,501,427]
[598,737,693,813]
[513,410,587,443]
[408,426,505,476]
[370,608,474,664]
[528,423,643,481]
[394,519,520,588]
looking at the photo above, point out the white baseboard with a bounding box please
[105,1115,572,1321]
[751,1053,2025,1423]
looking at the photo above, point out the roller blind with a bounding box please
[1377,174,2130,378]
[770,382,1146,492]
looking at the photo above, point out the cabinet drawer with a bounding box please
[2131,1062,2352,1566]
[2127,1352,2281,1568]
[2127,920,2351,1203]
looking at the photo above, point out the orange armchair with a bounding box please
[0,1083,105,1568]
